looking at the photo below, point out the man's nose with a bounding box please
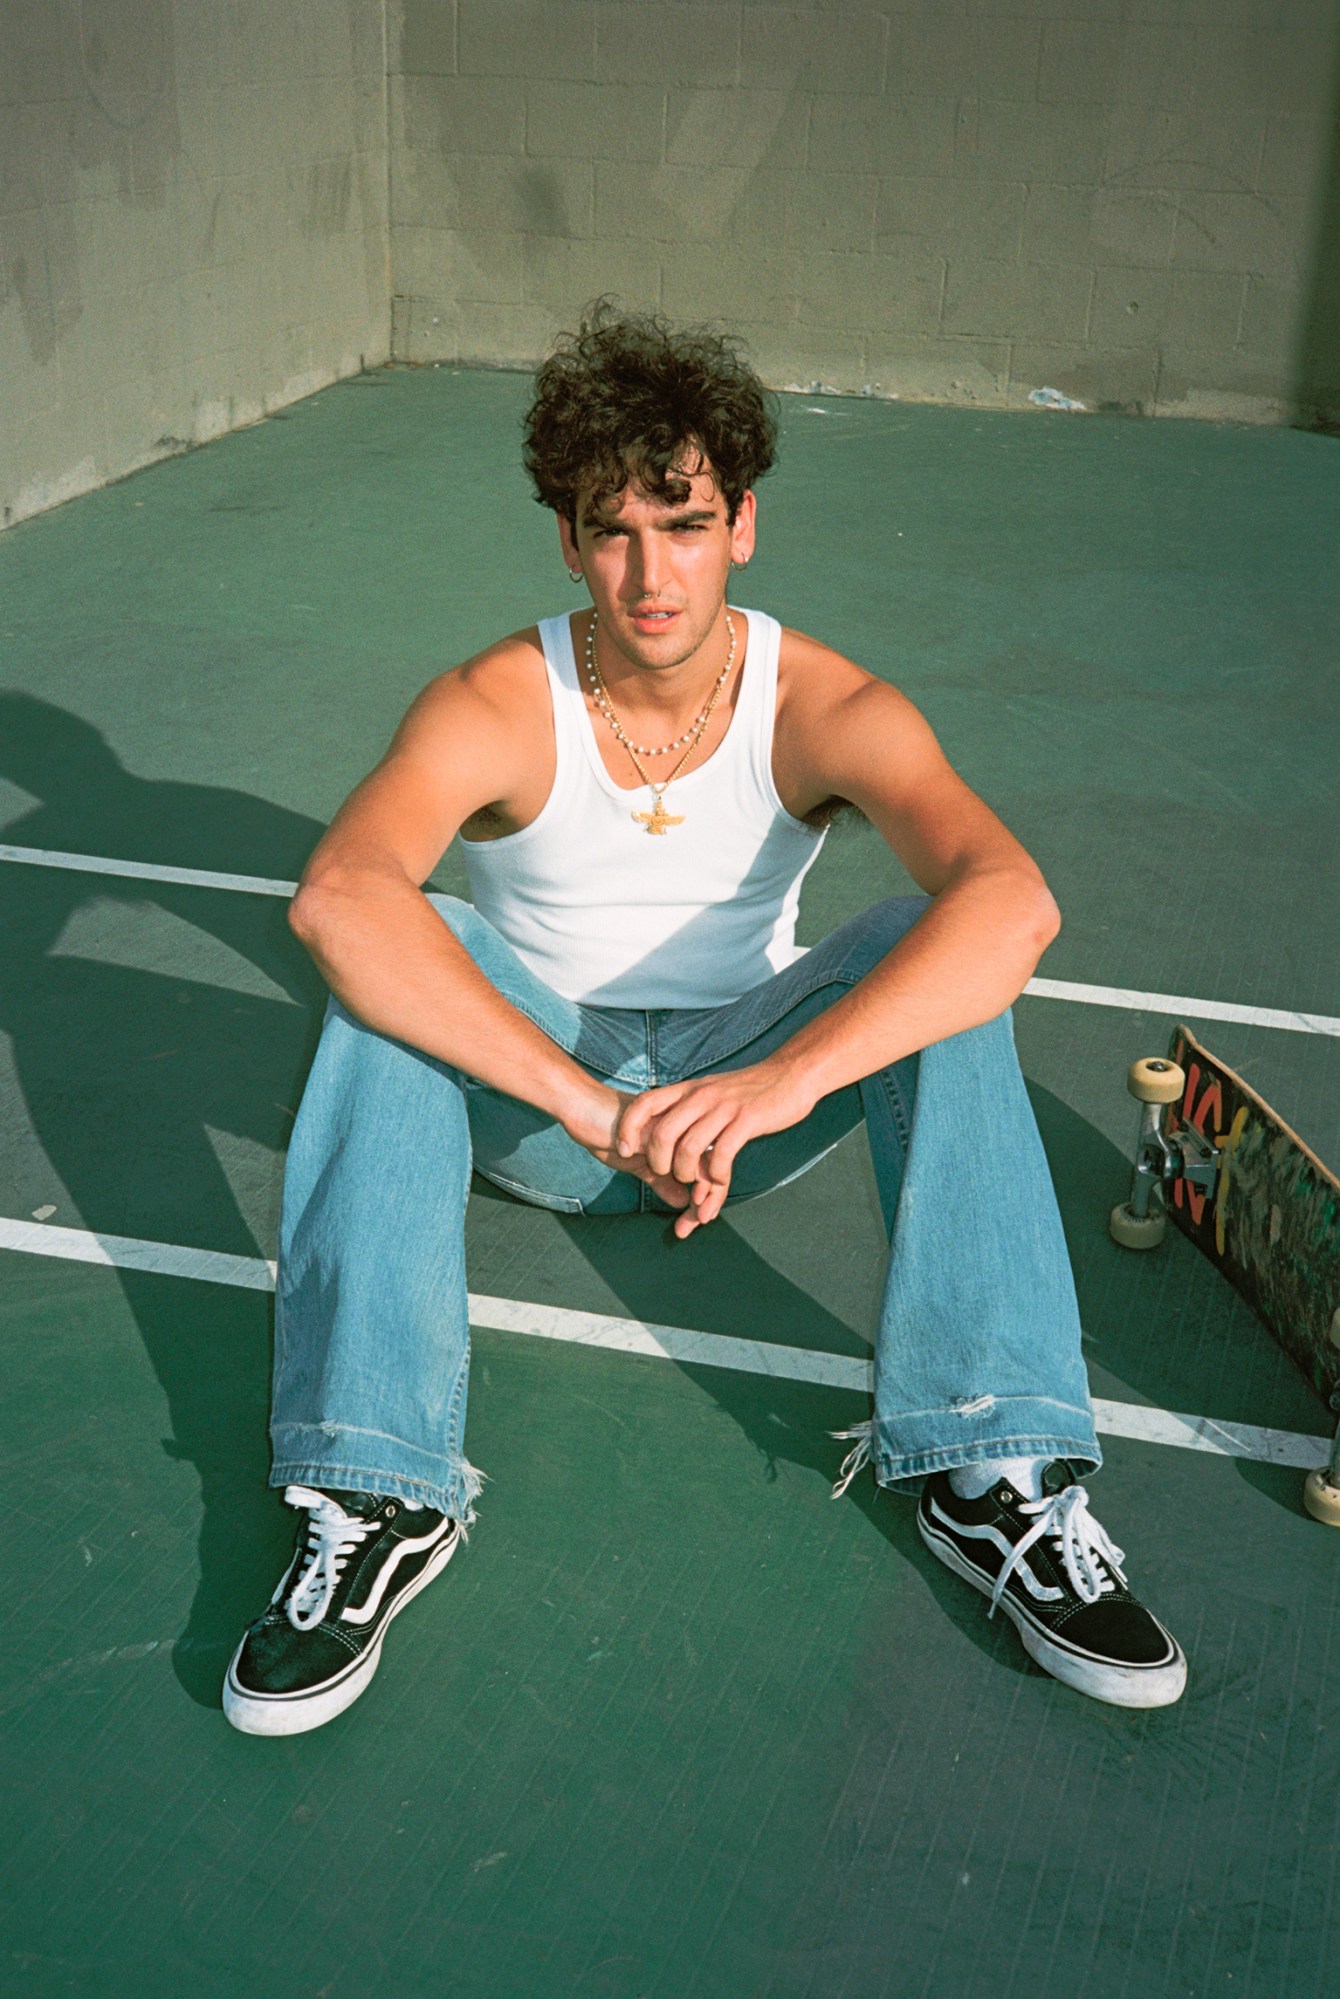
[630,532,666,596]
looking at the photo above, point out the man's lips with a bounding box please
[628,606,680,628]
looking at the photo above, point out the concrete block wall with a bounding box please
[388,0,1340,425]
[0,0,391,530]
[4,0,1336,532]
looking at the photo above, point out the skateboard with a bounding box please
[1110,1024,1340,1523]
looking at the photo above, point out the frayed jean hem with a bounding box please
[872,1434,1103,1494]
[830,1399,1101,1499]
[270,1427,485,1525]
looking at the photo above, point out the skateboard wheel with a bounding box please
[1126,1057,1185,1105]
[1109,1200,1166,1250]
[1303,1470,1340,1527]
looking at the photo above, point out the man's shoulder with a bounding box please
[414,622,551,716]
[772,621,919,776]
[386,626,555,783]
[455,621,549,685]
[773,621,881,708]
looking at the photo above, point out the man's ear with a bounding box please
[557,511,581,572]
[729,490,757,566]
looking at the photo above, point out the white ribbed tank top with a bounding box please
[457,608,826,1008]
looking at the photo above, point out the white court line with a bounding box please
[1026,976,1340,1040]
[0,844,297,898]
[3,842,1337,1037]
[1,1216,1331,1474]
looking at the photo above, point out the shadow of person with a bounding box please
[6,695,1321,1700]
[0,691,320,996]
[534,1184,1034,1679]
[540,1068,1333,1665]
[0,694,328,1702]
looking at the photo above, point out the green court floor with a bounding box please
[2,369,1339,1999]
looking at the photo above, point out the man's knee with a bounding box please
[318,995,459,1097]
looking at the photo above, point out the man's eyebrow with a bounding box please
[581,504,720,529]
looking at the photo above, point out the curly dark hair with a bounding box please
[522,299,778,526]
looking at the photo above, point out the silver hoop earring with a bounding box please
[568,567,582,583]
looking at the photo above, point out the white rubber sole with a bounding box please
[918,1514,1188,1710]
[223,1529,461,1737]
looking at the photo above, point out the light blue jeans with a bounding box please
[270,894,1100,1518]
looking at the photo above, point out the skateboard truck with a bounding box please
[1109,1057,1214,1251]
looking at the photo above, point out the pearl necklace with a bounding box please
[583,611,737,755]
[583,610,738,835]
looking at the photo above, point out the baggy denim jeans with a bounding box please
[270,894,1100,1519]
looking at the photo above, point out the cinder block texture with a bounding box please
[0,0,391,530]
[7,0,1339,534]
[389,0,1340,425]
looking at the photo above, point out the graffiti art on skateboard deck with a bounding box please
[1110,1025,1340,1520]
[1161,1026,1340,1405]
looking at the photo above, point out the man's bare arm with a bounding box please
[762,655,1060,1091]
[290,648,608,1132]
[618,651,1060,1231]
[293,643,707,1216]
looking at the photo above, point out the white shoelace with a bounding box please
[829,1422,873,1499]
[282,1484,383,1632]
[989,1482,1127,1617]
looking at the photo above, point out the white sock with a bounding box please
[949,1455,1047,1502]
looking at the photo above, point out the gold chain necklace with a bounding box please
[583,610,737,835]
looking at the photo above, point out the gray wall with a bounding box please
[4,2,1338,531]
[388,0,1340,425]
[1,0,390,530]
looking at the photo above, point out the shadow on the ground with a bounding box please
[4,692,1330,1706]
[0,694,326,1703]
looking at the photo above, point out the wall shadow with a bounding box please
[5,694,1326,1705]
[0,693,328,1700]
[534,1072,1333,1623]
[533,1187,1035,1678]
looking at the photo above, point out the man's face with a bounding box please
[558,459,756,675]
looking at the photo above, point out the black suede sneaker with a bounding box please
[223,1485,461,1736]
[917,1466,1186,1709]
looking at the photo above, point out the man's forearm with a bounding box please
[769,867,1059,1107]
[290,867,603,1131]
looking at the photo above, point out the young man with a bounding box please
[224,306,1186,1735]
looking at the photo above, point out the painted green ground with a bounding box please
[2,368,1339,1999]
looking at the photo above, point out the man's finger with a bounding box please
[643,1091,718,1175]
[646,1166,692,1209]
[692,1177,726,1225]
[617,1082,687,1157]
[617,1104,660,1158]
[699,1117,750,1185]
[614,1099,647,1156]
[670,1107,733,1186]
[615,1145,692,1209]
